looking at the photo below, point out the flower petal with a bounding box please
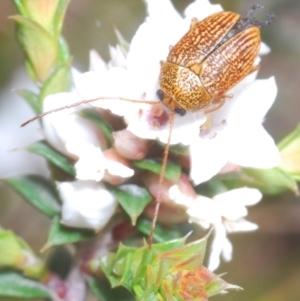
[66,142,105,182]
[42,93,100,155]
[89,49,108,73]
[228,125,280,168]
[224,218,258,233]
[218,77,277,127]
[214,188,262,220]
[208,224,227,271]
[143,0,181,23]
[58,181,118,230]
[184,0,223,20]
[190,132,229,185]
[127,110,206,145]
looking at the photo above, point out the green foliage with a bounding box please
[43,215,96,250]
[27,140,75,176]
[95,235,240,301]
[0,271,50,299]
[133,159,181,182]
[107,184,152,225]
[3,175,61,218]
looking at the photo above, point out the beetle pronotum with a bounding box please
[21,4,275,247]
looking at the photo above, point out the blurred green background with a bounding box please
[0,1,299,300]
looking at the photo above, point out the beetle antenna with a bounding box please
[245,4,276,28]
[231,3,276,34]
[20,96,158,127]
[148,111,176,248]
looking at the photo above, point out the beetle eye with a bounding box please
[156,89,164,101]
[174,107,186,116]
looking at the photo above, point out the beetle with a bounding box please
[157,4,275,116]
[148,4,275,244]
[21,4,275,247]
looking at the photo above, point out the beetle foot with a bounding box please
[190,17,199,29]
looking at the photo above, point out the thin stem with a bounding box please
[148,111,176,248]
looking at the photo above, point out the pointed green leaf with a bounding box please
[3,175,60,218]
[44,215,95,249]
[221,167,299,195]
[11,15,58,81]
[79,109,113,144]
[107,184,152,225]
[13,1,29,16]
[57,36,70,64]
[39,61,72,102]
[21,0,60,33]
[16,89,41,113]
[0,271,50,298]
[53,0,71,37]
[24,57,38,82]
[133,159,181,182]
[27,140,75,176]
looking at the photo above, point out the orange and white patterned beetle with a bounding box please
[157,4,275,116]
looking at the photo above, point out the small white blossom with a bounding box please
[66,142,134,182]
[57,181,118,230]
[169,185,262,270]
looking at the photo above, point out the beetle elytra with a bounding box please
[21,4,275,247]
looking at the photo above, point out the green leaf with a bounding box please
[107,184,152,225]
[3,175,60,218]
[53,0,71,37]
[133,159,181,182]
[57,36,70,64]
[0,271,50,298]
[79,109,113,144]
[11,15,58,82]
[39,60,72,103]
[136,219,182,243]
[12,1,29,17]
[16,89,41,113]
[27,140,75,176]
[87,276,134,301]
[44,215,95,250]
[168,143,189,155]
[221,167,299,195]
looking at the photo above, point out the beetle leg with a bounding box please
[204,94,232,114]
[248,64,260,74]
[190,17,199,29]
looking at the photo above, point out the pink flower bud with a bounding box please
[113,129,151,160]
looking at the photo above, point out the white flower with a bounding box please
[57,181,118,230]
[169,185,262,271]
[71,0,279,185]
[66,142,134,182]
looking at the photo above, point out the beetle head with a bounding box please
[156,89,186,116]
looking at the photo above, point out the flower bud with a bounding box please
[143,173,195,224]
[102,148,134,185]
[113,129,151,160]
